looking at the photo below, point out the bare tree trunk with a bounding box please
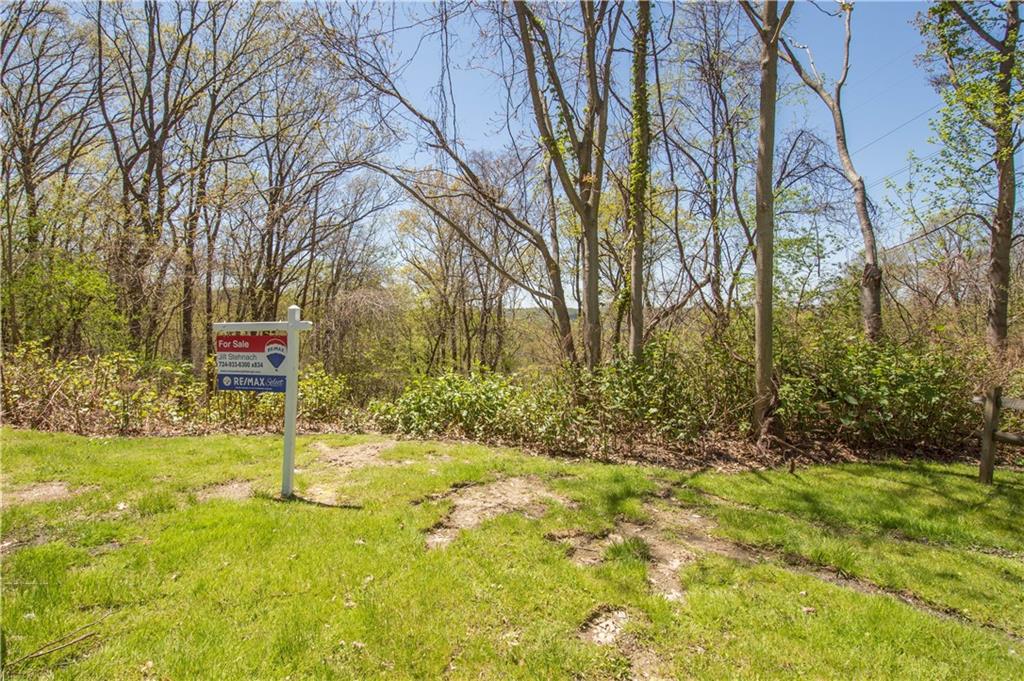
[780,5,881,341]
[743,0,793,435]
[582,213,602,369]
[514,1,622,370]
[182,151,210,366]
[2,153,18,347]
[628,0,651,359]
[204,172,225,391]
[832,105,882,342]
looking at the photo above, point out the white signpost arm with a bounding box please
[281,305,301,498]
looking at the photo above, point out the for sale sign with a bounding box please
[212,306,312,497]
[216,334,287,393]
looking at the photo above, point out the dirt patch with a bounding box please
[313,440,398,469]
[3,481,93,505]
[197,480,252,501]
[580,608,629,645]
[552,521,695,601]
[294,484,362,508]
[643,504,758,563]
[625,644,672,681]
[620,521,695,602]
[0,537,46,557]
[579,608,670,680]
[301,483,338,506]
[550,503,756,603]
[564,493,1024,644]
[425,477,571,549]
[548,529,611,566]
[88,540,123,556]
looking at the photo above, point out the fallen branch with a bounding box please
[5,612,111,669]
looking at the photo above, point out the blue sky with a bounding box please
[388,2,948,250]
[781,1,941,216]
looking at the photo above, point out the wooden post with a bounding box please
[979,385,1002,484]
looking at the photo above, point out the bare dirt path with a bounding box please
[551,497,1024,642]
[2,481,95,506]
[578,607,671,680]
[313,440,399,469]
[425,476,571,549]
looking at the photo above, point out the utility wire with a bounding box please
[844,73,917,115]
[845,45,919,90]
[850,102,942,156]
[865,148,942,191]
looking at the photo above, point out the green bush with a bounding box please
[297,365,351,424]
[1,343,359,435]
[2,252,127,355]
[370,371,523,440]
[3,324,983,456]
[594,335,753,443]
[370,330,978,456]
[369,335,754,454]
[777,336,976,448]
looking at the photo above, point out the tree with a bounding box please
[1,1,100,347]
[780,2,883,342]
[513,1,624,369]
[918,1,1021,358]
[653,2,758,334]
[93,0,218,356]
[176,2,283,365]
[306,3,613,368]
[397,191,516,373]
[627,0,651,359]
[227,42,381,322]
[740,0,795,437]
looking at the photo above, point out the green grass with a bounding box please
[2,428,1022,679]
[685,462,1024,636]
[687,461,1024,551]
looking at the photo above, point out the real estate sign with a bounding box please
[212,306,312,497]
[215,334,288,393]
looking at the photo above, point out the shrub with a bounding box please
[370,331,979,456]
[777,336,976,448]
[370,371,523,440]
[1,343,359,435]
[2,252,127,355]
[369,335,754,454]
[594,335,754,443]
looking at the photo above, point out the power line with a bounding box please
[845,45,919,90]
[850,102,942,156]
[865,148,942,191]
[844,73,917,115]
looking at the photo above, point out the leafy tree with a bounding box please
[4,250,126,355]
[917,1,1022,358]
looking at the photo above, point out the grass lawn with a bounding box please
[1,428,1022,679]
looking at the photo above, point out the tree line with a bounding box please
[2,1,1020,427]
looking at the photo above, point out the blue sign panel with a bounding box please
[217,373,286,393]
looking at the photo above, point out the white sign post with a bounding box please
[213,305,312,498]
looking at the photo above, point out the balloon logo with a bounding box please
[265,340,287,370]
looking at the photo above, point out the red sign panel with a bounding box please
[215,335,286,354]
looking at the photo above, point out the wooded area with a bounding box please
[1,1,1021,461]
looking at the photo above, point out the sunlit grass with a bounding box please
[685,462,1024,635]
[2,428,1021,678]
